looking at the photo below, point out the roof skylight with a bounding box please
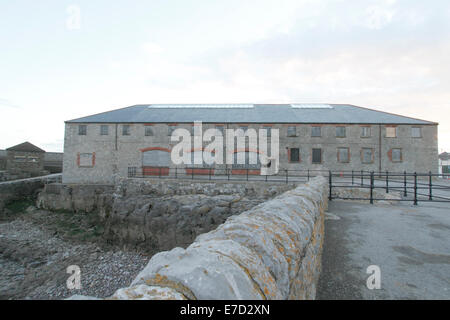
[148,104,254,109]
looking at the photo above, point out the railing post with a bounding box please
[414,172,418,205]
[429,171,432,201]
[307,169,310,182]
[329,171,332,201]
[175,167,177,179]
[246,168,249,181]
[386,170,389,193]
[361,170,364,186]
[227,168,230,181]
[351,170,354,185]
[404,170,407,197]
[285,169,288,184]
[209,168,212,181]
[192,168,194,180]
[370,171,374,204]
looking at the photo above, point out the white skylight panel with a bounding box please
[149,104,254,109]
[291,104,334,109]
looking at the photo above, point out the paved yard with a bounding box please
[317,200,450,299]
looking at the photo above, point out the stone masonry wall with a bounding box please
[37,179,298,253]
[71,176,328,300]
[0,174,61,213]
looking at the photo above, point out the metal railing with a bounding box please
[128,166,335,183]
[328,170,450,205]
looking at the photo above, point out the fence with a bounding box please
[127,166,450,205]
[328,170,450,205]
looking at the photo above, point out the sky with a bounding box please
[1,0,449,153]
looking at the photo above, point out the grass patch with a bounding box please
[5,199,34,214]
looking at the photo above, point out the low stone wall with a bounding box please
[100,179,298,252]
[37,183,115,213]
[0,174,61,213]
[72,176,328,300]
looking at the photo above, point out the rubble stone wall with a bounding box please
[102,176,328,300]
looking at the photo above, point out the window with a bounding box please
[361,126,371,138]
[311,126,321,137]
[145,126,154,136]
[336,126,346,138]
[28,156,39,163]
[362,148,374,164]
[386,127,397,138]
[128,167,137,177]
[168,125,176,136]
[78,125,87,135]
[79,153,94,167]
[312,148,322,164]
[100,125,109,136]
[289,148,300,162]
[338,147,350,163]
[287,126,297,137]
[14,155,26,162]
[263,126,271,137]
[122,125,130,136]
[392,148,402,162]
[215,126,224,135]
[232,151,261,169]
[412,127,422,138]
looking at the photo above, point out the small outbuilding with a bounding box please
[6,141,46,177]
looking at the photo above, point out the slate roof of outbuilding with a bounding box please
[6,142,45,153]
[66,104,437,125]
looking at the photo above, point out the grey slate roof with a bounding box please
[6,142,45,153]
[66,104,437,125]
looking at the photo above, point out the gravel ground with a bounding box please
[0,207,150,300]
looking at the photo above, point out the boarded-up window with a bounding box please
[79,153,94,167]
[336,126,346,137]
[386,127,397,138]
[311,126,321,137]
[78,125,87,135]
[143,150,170,166]
[100,125,109,135]
[362,148,373,163]
[290,148,300,162]
[361,127,371,138]
[122,125,130,136]
[338,147,349,163]
[392,148,402,162]
[287,126,297,137]
[145,126,154,136]
[412,127,422,138]
[312,148,322,164]
[168,125,176,136]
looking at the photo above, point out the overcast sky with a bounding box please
[1,0,449,152]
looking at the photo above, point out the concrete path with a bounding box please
[317,200,450,299]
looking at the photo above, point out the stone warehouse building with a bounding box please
[62,104,438,184]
